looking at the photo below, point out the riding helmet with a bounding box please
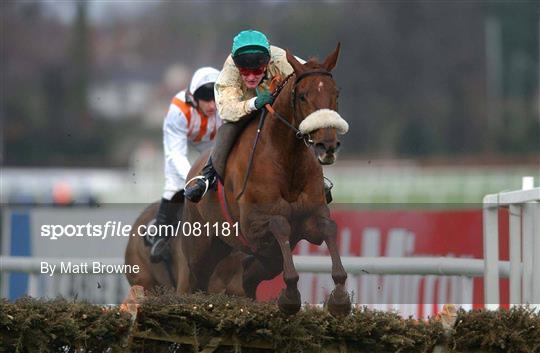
[189,67,220,101]
[232,30,271,69]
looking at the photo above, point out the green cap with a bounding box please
[232,30,270,57]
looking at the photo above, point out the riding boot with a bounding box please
[184,119,251,203]
[150,192,184,263]
[183,158,217,203]
[324,176,333,204]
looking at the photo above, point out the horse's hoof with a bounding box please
[326,285,351,317]
[278,288,301,315]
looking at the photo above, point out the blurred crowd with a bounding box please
[2,1,538,169]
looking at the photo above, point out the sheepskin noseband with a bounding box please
[298,109,349,135]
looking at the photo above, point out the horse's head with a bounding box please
[285,43,349,165]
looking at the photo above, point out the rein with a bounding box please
[265,104,313,147]
[236,109,267,200]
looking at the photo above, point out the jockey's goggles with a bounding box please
[233,51,270,70]
[237,65,266,76]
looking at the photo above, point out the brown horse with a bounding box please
[124,202,245,296]
[180,44,351,316]
[124,111,343,297]
[123,125,342,296]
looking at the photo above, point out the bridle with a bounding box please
[269,69,334,147]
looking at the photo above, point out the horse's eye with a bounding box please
[299,93,307,102]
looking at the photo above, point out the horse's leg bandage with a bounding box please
[298,109,349,135]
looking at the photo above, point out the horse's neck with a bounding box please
[267,79,297,145]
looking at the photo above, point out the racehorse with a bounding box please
[124,202,245,296]
[180,43,351,316]
[124,110,343,296]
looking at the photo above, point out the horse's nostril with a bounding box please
[315,143,326,152]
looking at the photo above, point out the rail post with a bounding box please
[482,176,540,309]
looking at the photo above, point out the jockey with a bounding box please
[184,30,303,202]
[150,66,221,263]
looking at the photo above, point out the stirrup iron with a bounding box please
[186,175,210,196]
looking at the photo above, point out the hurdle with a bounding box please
[483,176,540,309]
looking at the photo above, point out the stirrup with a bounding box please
[324,177,333,204]
[185,175,210,196]
[324,176,334,191]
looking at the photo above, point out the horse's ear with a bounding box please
[286,49,305,74]
[322,42,340,72]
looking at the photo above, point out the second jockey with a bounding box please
[150,66,221,263]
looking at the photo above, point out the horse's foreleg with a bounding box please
[321,219,347,285]
[319,217,351,316]
[268,215,301,315]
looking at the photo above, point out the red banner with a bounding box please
[257,208,510,317]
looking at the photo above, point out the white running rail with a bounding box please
[483,176,540,309]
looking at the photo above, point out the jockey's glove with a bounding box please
[254,89,275,109]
